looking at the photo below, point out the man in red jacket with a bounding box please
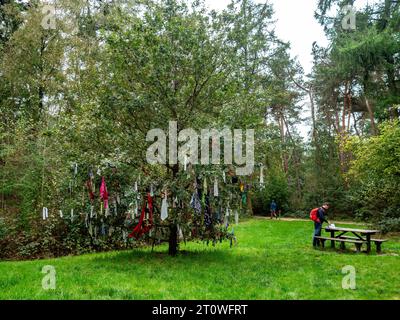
[313,203,330,247]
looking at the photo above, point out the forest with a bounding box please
[0,0,399,260]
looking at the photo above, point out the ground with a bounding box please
[0,218,399,300]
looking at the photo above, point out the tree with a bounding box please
[1,0,339,259]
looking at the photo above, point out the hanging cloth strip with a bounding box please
[260,165,265,186]
[101,221,106,236]
[122,230,128,243]
[184,154,188,172]
[100,177,109,210]
[86,179,95,202]
[204,194,212,228]
[201,177,207,206]
[242,191,247,206]
[85,211,89,228]
[229,228,236,248]
[214,178,219,197]
[235,210,239,225]
[133,181,140,218]
[129,193,154,239]
[161,192,169,221]
[117,194,121,205]
[133,199,139,219]
[113,198,118,216]
[190,190,201,215]
[150,185,154,197]
[224,206,230,227]
[240,183,247,205]
[173,197,178,209]
[42,207,49,220]
[178,225,184,240]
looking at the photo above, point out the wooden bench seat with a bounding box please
[337,236,388,253]
[315,236,364,252]
[338,235,387,242]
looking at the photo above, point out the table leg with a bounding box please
[376,242,382,254]
[366,234,371,253]
[330,231,335,248]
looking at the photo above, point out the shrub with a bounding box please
[252,170,289,216]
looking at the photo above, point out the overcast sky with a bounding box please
[203,0,329,75]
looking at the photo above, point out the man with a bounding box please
[270,200,277,219]
[313,203,330,247]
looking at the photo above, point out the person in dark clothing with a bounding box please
[270,200,277,219]
[313,203,330,247]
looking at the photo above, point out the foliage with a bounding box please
[252,168,289,216]
[346,121,400,231]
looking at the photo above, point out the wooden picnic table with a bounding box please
[324,226,383,253]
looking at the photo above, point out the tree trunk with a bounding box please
[352,112,361,137]
[168,223,178,256]
[279,110,289,174]
[365,97,377,135]
[309,89,317,142]
[168,164,179,256]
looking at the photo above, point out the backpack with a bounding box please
[309,208,320,222]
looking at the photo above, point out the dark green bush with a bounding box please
[252,170,289,216]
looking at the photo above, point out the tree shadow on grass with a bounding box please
[90,246,256,267]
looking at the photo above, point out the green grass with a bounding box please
[0,218,399,300]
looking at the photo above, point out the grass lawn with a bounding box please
[0,218,399,300]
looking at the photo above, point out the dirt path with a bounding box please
[253,216,365,225]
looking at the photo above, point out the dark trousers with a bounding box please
[313,222,322,247]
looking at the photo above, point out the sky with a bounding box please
[203,0,329,75]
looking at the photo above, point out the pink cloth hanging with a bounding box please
[100,177,109,209]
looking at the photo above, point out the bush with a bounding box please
[378,218,400,234]
[0,218,7,240]
[347,121,400,231]
[252,170,289,216]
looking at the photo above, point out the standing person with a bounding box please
[311,203,330,247]
[270,200,277,219]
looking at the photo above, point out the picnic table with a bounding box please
[320,226,387,253]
